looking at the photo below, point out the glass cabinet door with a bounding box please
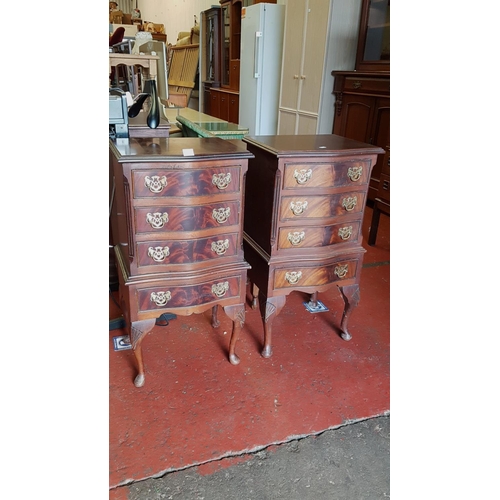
[355,0,390,72]
[221,2,230,87]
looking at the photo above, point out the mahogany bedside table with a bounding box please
[109,136,253,386]
[242,134,384,357]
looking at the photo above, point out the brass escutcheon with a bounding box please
[212,281,229,297]
[287,231,305,246]
[290,201,308,216]
[334,264,349,279]
[293,168,312,185]
[148,246,170,262]
[338,226,353,240]
[211,239,230,255]
[285,271,302,285]
[212,172,231,190]
[150,290,171,306]
[146,212,169,229]
[342,196,357,211]
[347,166,363,182]
[145,175,167,193]
[212,207,231,224]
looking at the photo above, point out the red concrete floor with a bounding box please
[109,205,390,493]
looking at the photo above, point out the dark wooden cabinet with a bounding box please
[242,135,384,358]
[331,73,389,201]
[201,1,241,121]
[201,7,221,115]
[331,0,390,203]
[109,137,253,387]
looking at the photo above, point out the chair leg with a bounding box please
[368,202,382,246]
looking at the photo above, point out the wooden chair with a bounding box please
[167,44,199,108]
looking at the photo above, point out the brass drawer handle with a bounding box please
[145,175,167,193]
[287,231,305,246]
[211,239,229,255]
[148,246,170,262]
[293,168,312,185]
[150,291,171,306]
[212,281,229,298]
[347,166,363,182]
[338,226,353,240]
[212,207,231,224]
[290,201,308,216]
[342,196,357,211]
[353,81,362,89]
[334,264,349,279]
[285,271,302,285]
[146,212,169,229]
[212,172,231,190]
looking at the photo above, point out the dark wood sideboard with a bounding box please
[109,136,253,387]
[331,71,389,202]
[242,135,384,357]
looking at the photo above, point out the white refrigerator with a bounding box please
[239,3,285,136]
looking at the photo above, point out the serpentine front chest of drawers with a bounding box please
[109,137,253,387]
[242,135,384,358]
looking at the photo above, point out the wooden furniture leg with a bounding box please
[368,201,382,246]
[211,305,220,328]
[222,304,246,365]
[251,283,259,309]
[130,318,156,387]
[259,295,287,358]
[338,284,361,341]
[307,291,319,308]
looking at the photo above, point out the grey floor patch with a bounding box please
[113,335,132,351]
[303,300,329,313]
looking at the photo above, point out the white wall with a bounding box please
[137,0,215,45]
[137,1,286,45]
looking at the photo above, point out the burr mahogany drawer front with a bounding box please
[136,233,240,268]
[136,276,243,313]
[272,256,363,290]
[134,201,241,233]
[132,167,241,198]
[282,159,371,190]
[277,220,362,250]
[279,191,366,220]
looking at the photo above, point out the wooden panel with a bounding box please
[299,0,329,114]
[168,44,199,106]
[279,0,305,110]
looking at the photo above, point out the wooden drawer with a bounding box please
[282,159,371,190]
[136,233,240,268]
[280,191,366,221]
[277,220,362,250]
[344,76,390,94]
[132,167,241,198]
[273,256,362,290]
[134,201,241,233]
[136,275,243,313]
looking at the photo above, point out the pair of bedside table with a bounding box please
[109,134,383,386]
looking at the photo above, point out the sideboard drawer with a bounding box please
[137,275,243,312]
[277,220,362,250]
[280,191,366,220]
[134,201,241,233]
[132,167,241,198]
[136,233,239,268]
[273,256,362,290]
[344,76,390,94]
[282,159,371,190]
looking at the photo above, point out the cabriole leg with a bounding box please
[222,304,246,365]
[130,318,156,387]
[260,295,286,358]
[338,284,360,341]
